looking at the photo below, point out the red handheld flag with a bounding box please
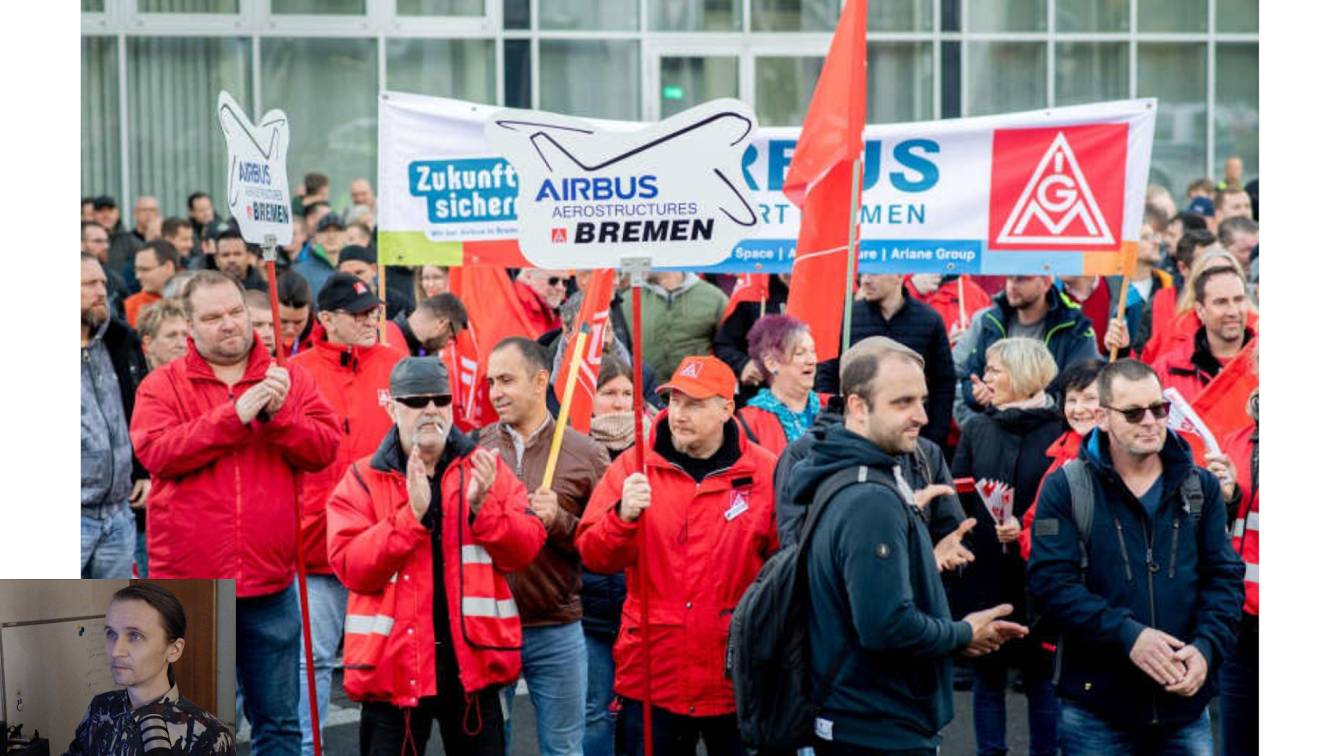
[1192,336,1259,443]
[554,269,617,435]
[783,0,868,361]
[721,273,770,323]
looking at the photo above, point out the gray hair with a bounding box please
[985,338,1058,399]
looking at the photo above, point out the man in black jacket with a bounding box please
[815,274,956,449]
[791,338,1026,755]
[1027,359,1244,754]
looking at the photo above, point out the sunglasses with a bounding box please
[547,276,567,287]
[1102,400,1172,424]
[395,394,453,409]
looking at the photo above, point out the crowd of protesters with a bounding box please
[79,161,1260,756]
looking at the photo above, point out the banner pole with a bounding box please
[621,256,654,756]
[262,235,324,756]
[1109,243,1140,362]
[957,275,968,331]
[841,155,862,354]
[541,327,589,490]
[378,263,388,346]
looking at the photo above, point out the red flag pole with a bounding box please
[262,237,323,756]
[622,257,654,756]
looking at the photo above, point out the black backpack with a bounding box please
[727,464,902,754]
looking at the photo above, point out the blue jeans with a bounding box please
[238,581,302,756]
[1218,616,1258,756]
[972,649,1059,756]
[80,502,134,578]
[1059,701,1213,756]
[297,573,348,756]
[504,621,588,756]
[133,528,149,578]
[584,632,618,756]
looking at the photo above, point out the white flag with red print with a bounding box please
[1163,387,1221,456]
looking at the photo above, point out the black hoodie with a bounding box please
[790,426,972,751]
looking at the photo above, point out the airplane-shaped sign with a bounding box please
[217,90,293,246]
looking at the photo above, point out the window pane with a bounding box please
[752,0,840,32]
[755,56,823,126]
[503,39,530,107]
[870,0,934,31]
[272,0,365,13]
[660,57,738,118]
[504,0,529,28]
[387,39,495,102]
[538,40,640,119]
[139,0,239,11]
[396,0,484,14]
[1137,0,1207,32]
[82,0,105,10]
[261,38,378,212]
[127,37,251,221]
[1056,0,1129,32]
[867,43,935,123]
[1055,42,1127,106]
[965,42,1046,116]
[654,0,742,31]
[1216,43,1257,182]
[1138,43,1207,194]
[965,0,1046,32]
[539,0,638,31]
[82,36,120,200]
[1217,0,1257,32]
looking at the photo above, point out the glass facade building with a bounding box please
[82,0,1257,213]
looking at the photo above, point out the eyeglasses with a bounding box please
[1102,401,1172,424]
[395,394,453,409]
[547,276,569,287]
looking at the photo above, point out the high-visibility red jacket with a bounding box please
[576,414,778,717]
[130,336,341,598]
[514,279,561,336]
[1152,326,1256,404]
[1019,429,1084,559]
[1224,423,1259,616]
[290,339,403,574]
[327,429,547,705]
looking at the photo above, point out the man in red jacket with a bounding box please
[327,357,547,756]
[289,272,404,756]
[513,268,567,335]
[130,270,341,756]
[576,355,778,756]
[1151,266,1254,402]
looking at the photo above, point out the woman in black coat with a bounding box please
[951,337,1065,756]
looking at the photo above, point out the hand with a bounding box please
[1103,318,1131,353]
[961,604,1027,657]
[995,515,1022,544]
[529,488,560,528]
[970,374,993,407]
[1164,645,1209,697]
[1204,453,1238,502]
[260,365,291,414]
[1129,627,1188,686]
[235,381,277,424]
[912,484,955,511]
[935,518,977,572]
[948,321,966,346]
[739,362,764,386]
[407,445,432,521]
[129,479,151,509]
[465,449,499,514]
[619,473,652,522]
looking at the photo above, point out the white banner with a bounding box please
[378,91,1155,274]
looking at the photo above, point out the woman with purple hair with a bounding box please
[736,314,826,454]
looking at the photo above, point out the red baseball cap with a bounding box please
[656,355,737,401]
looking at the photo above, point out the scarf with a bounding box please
[747,389,820,443]
[589,412,636,453]
[995,391,1052,411]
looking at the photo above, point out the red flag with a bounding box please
[783,0,868,360]
[443,327,496,432]
[554,269,617,435]
[721,273,770,323]
[1192,336,1259,443]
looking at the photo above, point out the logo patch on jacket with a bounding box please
[724,490,749,521]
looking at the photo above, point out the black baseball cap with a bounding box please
[315,212,346,233]
[93,195,118,210]
[317,272,382,313]
[338,244,377,266]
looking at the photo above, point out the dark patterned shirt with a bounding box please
[65,684,235,755]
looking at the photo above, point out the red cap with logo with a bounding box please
[655,355,737,401]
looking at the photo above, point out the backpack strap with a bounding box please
[735,412,761,446]
[1061,459,1095,573]
[1179,469,1204,525]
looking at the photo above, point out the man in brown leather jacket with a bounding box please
[479,336,611,756]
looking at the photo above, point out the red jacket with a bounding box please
[328,429,547,705]
[1151,326,1256,404]
[576,415,779,717]
[1019,430,1084,559]
[130,336,341,597]
[290,340,403,574]
[905,276,992,336]
[514,279,562,336]
[1224,423,1259,616]
[1141,287,1181,364]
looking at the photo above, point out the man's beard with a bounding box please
[82,304,107,331]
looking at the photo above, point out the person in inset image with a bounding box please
[67,583,235,755]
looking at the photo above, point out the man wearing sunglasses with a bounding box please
[514,269,569,336]
[1027,360,1244,755]
[328,356,547,756]
[288,272,405,756]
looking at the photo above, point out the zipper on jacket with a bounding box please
[1112,518,1134,582]
[1141,514,1160,725]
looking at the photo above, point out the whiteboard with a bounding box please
[2,618,116,749]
